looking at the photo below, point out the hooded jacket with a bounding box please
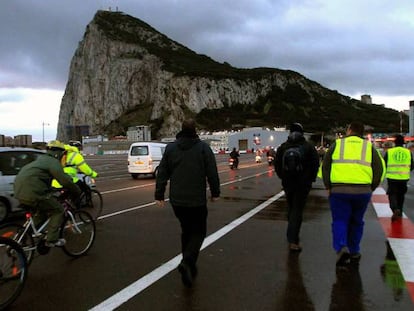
[274,131,320,189]
[155,130,220,207]
[14,152,81,205]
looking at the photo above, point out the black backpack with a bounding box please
[282,145,304,176]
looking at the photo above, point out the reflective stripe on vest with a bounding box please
[330,136,373,184]
[386,147,411,180]
[64,151,79,180]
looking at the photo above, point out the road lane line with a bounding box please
[97,171,272,219]
[98,163,268,194]
[89,190,285,311]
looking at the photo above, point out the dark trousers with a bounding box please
[284,187,310,244]
[172,205,208,268]
[387,179,408,213]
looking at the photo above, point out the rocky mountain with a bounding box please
[57,10,404,141]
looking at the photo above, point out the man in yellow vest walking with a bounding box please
[384,134,414,221]
[320,122,385,268]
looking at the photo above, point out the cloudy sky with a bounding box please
[1,0,414,141]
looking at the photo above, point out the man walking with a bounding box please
[320,122,385,267]
[274,123,319,252]
[384,134,413,221]
[155,119,220,287]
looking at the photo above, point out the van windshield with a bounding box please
[131,146,149,156]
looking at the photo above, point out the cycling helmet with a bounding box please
[69,140,82,148]
[47,140,65,150]
[46,140,66,160]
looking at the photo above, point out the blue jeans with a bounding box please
[329,192,372,254]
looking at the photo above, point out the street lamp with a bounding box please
[42,122,49,143]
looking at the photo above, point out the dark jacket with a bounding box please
[230,150,239,159]
[155,131,220,207]
[14,153,81,205]
[274,131,319,189]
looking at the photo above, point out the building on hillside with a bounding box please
[14,135,32,147]
[361,94,372,104]
[65,125,90,142]
[199,131,228,152]
[228,127,289,152]
[127,125,151,141]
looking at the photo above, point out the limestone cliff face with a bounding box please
[57,11,394,141]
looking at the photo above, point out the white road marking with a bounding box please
[388,238,414,282]
[97,171,272,219]
[89,174,282,311]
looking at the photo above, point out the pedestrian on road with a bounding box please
[155,119,220,287]
[274,122,319,252]
[320,121,385,267]
[383,134,414,221]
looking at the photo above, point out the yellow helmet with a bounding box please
[47,140,65,150]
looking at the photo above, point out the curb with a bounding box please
[372,187,414,303]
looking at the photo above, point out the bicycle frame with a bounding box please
[16,199,80,251]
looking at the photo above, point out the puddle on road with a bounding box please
[253,192,331,222]
[227,186,255,191]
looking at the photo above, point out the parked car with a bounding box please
[127,142,166,179]
[0,147,45,223]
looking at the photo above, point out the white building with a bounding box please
[228,127,289,152]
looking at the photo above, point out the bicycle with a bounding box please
[0,236,28,310]
[0,190,96,265]
[78,174,103,221]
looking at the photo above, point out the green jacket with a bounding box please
[14,153,81,204]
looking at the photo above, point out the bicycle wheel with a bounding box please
[61,210,95,257]
[0,224,35,265]
[0,237,27,310]
[80,189,103,221]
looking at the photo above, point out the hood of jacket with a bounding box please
[175,130,200,150]
[287,131,305,144]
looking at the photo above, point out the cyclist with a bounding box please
[13,140,81,247]
[51,141,98,198]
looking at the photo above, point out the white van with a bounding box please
[127,142,167,179]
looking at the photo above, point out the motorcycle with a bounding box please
[267,156,274,166]
[229,157,238,169]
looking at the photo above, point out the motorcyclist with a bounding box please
[266,147,276,165]
[14,140,81,247]
[230,147,240,168]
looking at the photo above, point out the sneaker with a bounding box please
[350,253,361,265]
[391,209,402,222]
[178,262,193,288]
[336,247,350,267]
[289,243,302,252]
[46,238,66,247]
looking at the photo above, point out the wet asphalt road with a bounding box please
[5,154,414,310]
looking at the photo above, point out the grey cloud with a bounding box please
[1,0,414,102]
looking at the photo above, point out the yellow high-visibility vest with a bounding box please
[52,146,97,188]
[386,147,411,180]
[330,136,373,184]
